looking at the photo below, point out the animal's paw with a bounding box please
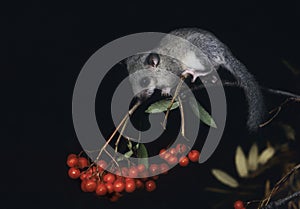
[182,69,218,84]
[181,69,203,83]
[161,87,171,96]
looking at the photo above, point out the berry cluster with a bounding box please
[67,144,200,202]
[67,154,160,202]
[234,200,245,209]
[159,144,200,167]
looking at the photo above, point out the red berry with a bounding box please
[167,155,178,165]
[97,160,107,170]
[135,179,144,189]
[159,149,167,159]
[163,152,172,161]
[103,173,116,183]
[81,180,88,192]
[137,164,146,173]
[68,167,81,179]
[92,166,97,173]
[125,179,136,193]
[179,156,189,167]
[97,166,104,173]
[152,175,159,180]
[139,171,149,180]
[160,163,169,174]
[145,180,156,192]
[188,150,200,162]
[176,144,187,154]
[128,166,138,178]
[85,179,97,192]
[105,182,114,194]
[67,157,78,167]
[95,183,107,196]
[80,172,88,181]
[86,167,93,174]
[115,192,122,197]
[121,167,129,176]
[125,177,133,182]
[115,170,122,177]
[85,172,98,182]
[67,153,77,160]
[169,148,177,155]
[113,180,125,193]
[109,194,120,202]
[84,172,93,180]
[149,164,159,175]
[78,157,89,169]
[234,200,244,209]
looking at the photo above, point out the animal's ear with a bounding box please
[120,55,139,66]
[118,58,129,66]
[146,53,160,67]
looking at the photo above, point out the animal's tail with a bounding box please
[225,54,266,131]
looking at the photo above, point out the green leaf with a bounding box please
[116,150,134,161]
[124,150,133,158]
[136,143,149,168]
[145,99,179,114]
[116,156,124,162]
[189,97,217,128]
[127,140,133,150]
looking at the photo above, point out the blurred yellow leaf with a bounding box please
[248,143,258,171]
[282,59,300,75]
[265,179,270,197]
[258,147,275,165]
[280,123,296,141]
[235,146,248,178]
[211,169,239,188]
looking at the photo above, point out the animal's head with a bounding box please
[126,52,182,99]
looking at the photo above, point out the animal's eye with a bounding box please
[147,53,160,67]
[139,77,150,88]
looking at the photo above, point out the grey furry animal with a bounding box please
[126,28,265,131]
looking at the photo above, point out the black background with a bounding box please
[3,1,300,209]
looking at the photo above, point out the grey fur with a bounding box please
[126,28,265,131]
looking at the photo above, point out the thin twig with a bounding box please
[181,80,300,128]
[182,79,300,100]
[259,107,282,128]
[162,76,185,129]
[104,149,119,168]
[77,151,84,157]
[182,80,295,128]
[180,80,239,95]
[262,87,300,98]
[95,101,141,162]
[162,76,186,129]
[261,190,300,209]
[260,164,300,208]
[205,187,254,195]
[260,97,300,128]
[115,117,130,153]
[288,201,298,209]
[178,96,189,141]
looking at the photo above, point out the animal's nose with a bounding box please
[139,77,150,88]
